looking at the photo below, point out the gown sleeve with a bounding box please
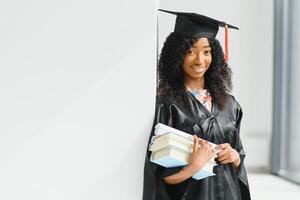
[142,96,187,200]
[234,105,251,200]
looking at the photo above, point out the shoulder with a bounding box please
[226,94,242,109]
[156,94,177,107]
[226,94,243,122]
[223,94,243,118]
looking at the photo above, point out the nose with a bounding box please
[195,53,205,65]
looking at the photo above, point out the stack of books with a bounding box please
[149,123,219,180]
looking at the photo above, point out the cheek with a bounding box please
[206,56,212,66]
[183,57,193,68]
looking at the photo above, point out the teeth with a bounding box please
[193,66,205,72]
[193,66,203,69]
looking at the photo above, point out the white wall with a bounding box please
[0,1,157,199]
[159,0,274,170]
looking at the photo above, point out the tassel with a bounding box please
[224,24,229,63]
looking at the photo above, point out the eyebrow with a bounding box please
[192,45,211,48]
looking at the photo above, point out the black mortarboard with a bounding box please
[158,9,239,62]
[158,9,238,38]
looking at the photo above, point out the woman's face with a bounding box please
[182,37,212,80]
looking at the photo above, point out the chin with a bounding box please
[190,74,205,79]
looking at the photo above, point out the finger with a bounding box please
[211,148,216,157]
[217,154,231,162]
[193,135,199,152]
[198,139,206,148]
[219,158,233,164]
[218,153,238,163]
[217,148,231,157]
[218,143,230,149]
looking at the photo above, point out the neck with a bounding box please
[184,77,205,90]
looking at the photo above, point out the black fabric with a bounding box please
[143,91,251,200]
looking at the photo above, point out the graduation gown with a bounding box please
[143,91,251,200]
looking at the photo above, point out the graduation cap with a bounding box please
[158,9,239,62]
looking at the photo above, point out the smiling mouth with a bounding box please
[192,66,206,72]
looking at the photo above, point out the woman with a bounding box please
[143,10,251,200]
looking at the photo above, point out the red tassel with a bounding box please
[225,24,229,63]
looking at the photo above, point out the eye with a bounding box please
[187,49,196,55]
[204,50,211,55]
[189,51,195,55]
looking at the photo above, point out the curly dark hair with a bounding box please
[157,32,232,109]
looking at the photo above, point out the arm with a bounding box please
[163,135,216,184]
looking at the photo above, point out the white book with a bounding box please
[150,146,190,167]
[193,168,215,180]
[149,133,193,153]
[152,131,193,146]
[151,145,216,167]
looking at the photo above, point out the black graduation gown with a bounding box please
[143,91,251,200]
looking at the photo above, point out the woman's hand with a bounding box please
[216,143,240,170]
[187,135,216,173]
[163,135,215,185]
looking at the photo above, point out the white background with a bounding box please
[0,0,157,199]
[0,0,273,199]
